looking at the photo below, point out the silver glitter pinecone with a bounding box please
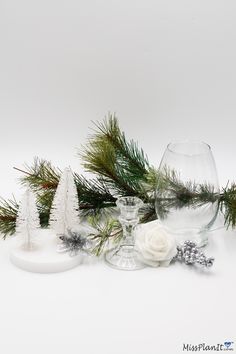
[174,240,214,268]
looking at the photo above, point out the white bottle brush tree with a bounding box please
[49,168,80,238]
[15,188,40,250]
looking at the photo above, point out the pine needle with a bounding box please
[221,183,236,229]
[0,197,18,237]
[80,114,150,198]
[1,115,236,244]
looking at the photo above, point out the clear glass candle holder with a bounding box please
[105,196,145,270]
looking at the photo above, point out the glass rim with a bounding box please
[167,140,211,157]
[116,196,143,208]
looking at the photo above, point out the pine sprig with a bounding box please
[18,158,61,191]
[93,115,149,177]
[36,190,55,227]
[158,167,219,204]
[19,159,117,217]
[1,115,236,248]
[88,216,122,256]
[16,158,61,227]
[221,183,236,229]
[88,206,157,256]
[155,167,220,218]
[82,137,138,196]
[81,114,150,198]
[0,198,18,237]
[74,174,116,215]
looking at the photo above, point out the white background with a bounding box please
[0,1,236,353]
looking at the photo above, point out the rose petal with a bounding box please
[160,259,172,267]
[135,221,177,267]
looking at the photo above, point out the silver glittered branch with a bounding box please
[173,241,215,268]
[57,229,92,257]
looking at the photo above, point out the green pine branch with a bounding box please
[17,158,61,191]
[0,198,18,238]
[1,115,236,252]
[221,183,236,229]
[92,115,149,177]
[19,158,117,218]
[80,114,150,199]
[73,174,116,215]
[88,216,122,256]
[155,167,220,219]
[0,157,119,237]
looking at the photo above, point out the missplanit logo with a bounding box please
[224,342,234,349]
[225,342,234,350]
[182,341,234,351]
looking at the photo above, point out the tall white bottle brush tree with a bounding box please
[49,168,80,237]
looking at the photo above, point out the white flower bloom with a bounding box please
[135,221,177,267]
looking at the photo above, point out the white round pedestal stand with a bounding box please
[10,229,82,273]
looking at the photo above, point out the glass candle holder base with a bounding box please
[105,245,145,271]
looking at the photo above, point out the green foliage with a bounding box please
[80,114,150,198]
[88,216,122,256]
[0,198,18,237]
[142,167,160,200]
[19,158,61,191]
[20,158,117,219]
[18,159,61,227]
[155,167,220,219]
[1,115,236,252]
[73,174,116,215]
[221,183,236,229]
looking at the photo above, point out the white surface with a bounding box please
[1,1,236,353]
[10,229,82,273]
[1,0,236,200]
[0,227,236,354]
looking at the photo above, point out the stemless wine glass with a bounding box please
[155,141,219,246]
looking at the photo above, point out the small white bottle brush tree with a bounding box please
[49,168,80,238]
[15,188,40,250]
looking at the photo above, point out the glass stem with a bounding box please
[120,219,137,246]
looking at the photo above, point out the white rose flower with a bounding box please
[135,221,177,267]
